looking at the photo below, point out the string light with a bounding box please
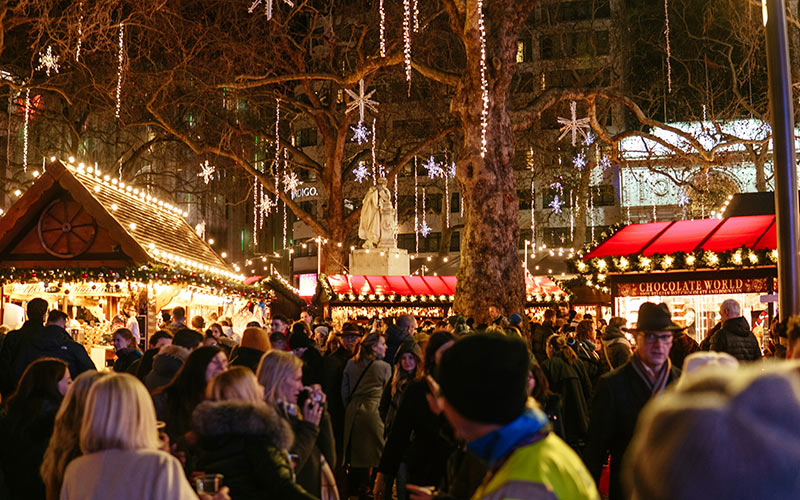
[664,0,672,93]
[445,162,450,228]
[23,88,30,172]
[283,149,288,248]
[530,176,535,247]
[478,0,489,158]
[379,0,386,57]
[394,174,399,238]
[403,0,412,94]
[413,0,419,32]
[115,23,125,119]
[371,118,377,184]
[414,157,419,253]
[75,2,83,61]
[420,187,431,237]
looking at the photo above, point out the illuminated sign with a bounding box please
[291,186,318,200]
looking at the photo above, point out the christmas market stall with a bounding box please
[571,216,778,343]
[0,159,270,361]
[316,273,570,325]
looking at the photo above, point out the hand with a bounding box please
[424,375,444,415]
[373,472,385,500]
[302,399,323,426]
[198,486,230,500]
[406,484,435,500]
[309,384,327,405]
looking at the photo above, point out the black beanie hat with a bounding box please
[439,333,529,425]
[288,330,313,349]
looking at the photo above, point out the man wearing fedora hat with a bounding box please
[584,302,682,500]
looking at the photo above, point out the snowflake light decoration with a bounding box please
[448,161,456,178]
[599,155,612,171]
[583,131,596,146]
[678,191,691,207]
[419,220,432,237]
[557,101,591,146]
[351,121,370,144]
[422,155,443,179]
[345,79,379,122]
[283,171,300,193]
[248,0,294,20]
[353,161,370,183]
[197,161,216,184]
[573,152,586,171]
[549,195,564,214]
[37,46,61,76]
[258,195,277,215]
[550,181,562,190]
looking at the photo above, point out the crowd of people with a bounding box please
[0,297,799,500]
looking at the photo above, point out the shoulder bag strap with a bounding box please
[347,360,375,404]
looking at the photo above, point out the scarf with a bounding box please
[630,354,671,397]
[467,408,550,467]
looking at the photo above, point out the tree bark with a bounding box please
[451,0,534,323]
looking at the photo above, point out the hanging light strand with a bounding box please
[664,0,672,93]
[403,0,413,94]
[379,0,386,57]
[371,118,377,184]
[22,88,30,172]
[477,0,489,158]
[115,23,125,119]
[413,0,420,32]
[414,157,419,254]
[75,2,84,61]
[283,149,288,248]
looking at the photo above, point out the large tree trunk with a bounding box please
[452,0,534,323]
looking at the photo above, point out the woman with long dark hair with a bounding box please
[542,334,590,454]
[0,358,71,500]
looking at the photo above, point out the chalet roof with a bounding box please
[0,159,243,282]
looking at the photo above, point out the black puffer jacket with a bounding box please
[192,400,316,500]
[709,317,762,361]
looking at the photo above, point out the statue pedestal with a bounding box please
[349,248,410,276]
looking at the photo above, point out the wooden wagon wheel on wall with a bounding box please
[37,197,98,258]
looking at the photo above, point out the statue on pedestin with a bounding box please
[358,177,397,249]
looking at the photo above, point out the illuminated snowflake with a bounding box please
[573,152,586,171]
[353,161,370,183]
[419,220,432,237]
[197,161,216,184]
[448,161,456,178]
[599,155,612,171]
[557,101,590,146]
[37,46,61,76]
[248,0,294,20]
[345,79,379,122]
[351,121,370,144]
[283,170,300,192]
[550,181,562,190]
[423,155,443,179]
[258,195,277,215]
[583,131,595,146]
[549,195,564,214]
[677,191,690,207]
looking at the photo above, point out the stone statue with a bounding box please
[358,177,397,248]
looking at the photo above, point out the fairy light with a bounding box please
[530,176,535,248]
[664,0,672,93]
[414,157,419,253]
[403,0,412,93]
[75,2,84,61]
[445,166,451,228]
[371,118,377,184]
[379,0,386,57]
[283,149,288,248]
[115,23,125,119]
[23,88,30,171]
[413,0,419,32]
[394,174,399,237]
[477,0,489,158]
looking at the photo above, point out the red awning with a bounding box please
[327,274,564,297]
[584,215,778,258]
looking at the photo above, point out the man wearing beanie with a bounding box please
[230,327,271,373]
[430,333,599,500]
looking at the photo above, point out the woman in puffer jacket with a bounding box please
[192,367,316,500]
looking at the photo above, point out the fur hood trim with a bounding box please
[192,400,293,450]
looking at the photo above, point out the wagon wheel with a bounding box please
[37,198,97,258]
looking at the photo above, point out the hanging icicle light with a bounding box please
[379,0,386,57]
[115,23,125,119]
[403,0,413,93]
[23,88,30,172]
[75,2,84,61]
[664,0,672,93]
[414,157,419,253]
[477,0,489,158]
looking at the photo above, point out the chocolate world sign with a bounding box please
[617,277,769,297]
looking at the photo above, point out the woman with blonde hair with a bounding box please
[59,373,214,499]
[191,367,316,499]
[257,350,337,499]
[342,332,391,497]
[41,371,107,500]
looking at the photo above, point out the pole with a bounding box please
[317,238,322,276]
[765,0,800,319]
[524,240,528,277]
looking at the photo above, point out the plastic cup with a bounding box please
[194,473,224,494]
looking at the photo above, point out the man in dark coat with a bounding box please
[669,329,700,369]
[15,309,96,378]
[709,299,762,361]
[321,323,360,462]
[385,314,415,366]
[289,328,323,386]
[532,309,555,364]
[584,302,682,500]
[0,298,48,398]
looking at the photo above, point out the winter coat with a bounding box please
[300,346,323,386]
[321,347,351,459]
[14,325,96,379]
[378,379,456,487]
[278,403,336,497]
[699,322,722,351]
[540,355,589,448]
[532,321,555,364]
[0,320,43,398]
[144,349,186,393]
[601,326,632,370]
[135,348,159,381]
[60,449,196,500]
[230,346,266,373]
[113,348,142,373]
[0,395,61,500]
[385,326,413,367]
[342,358,391,467]
[710,317,762,361]
[574,338,604,386]
[192,400,316,500]
[584,359,680,500]
[669,331,700,369]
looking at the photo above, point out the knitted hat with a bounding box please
[677,351,739,389]
[288,330,313,350]
[241,327,271,352]
[438,333,529,425]
[626,365,800,500]
[508,313,523,326]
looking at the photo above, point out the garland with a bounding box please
[0,265,277,301]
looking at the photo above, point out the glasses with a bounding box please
[642,332,673,344]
